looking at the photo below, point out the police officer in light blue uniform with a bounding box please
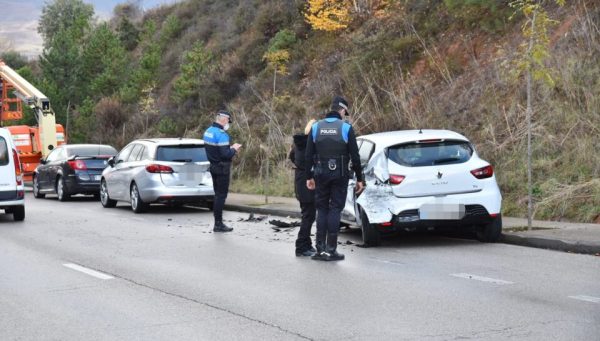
[203,110,242,232]
[306,96,365,261]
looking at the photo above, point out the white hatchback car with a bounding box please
[0,127,25,221]
[342,129,502,246]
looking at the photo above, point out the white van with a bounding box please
[0,127,25,221]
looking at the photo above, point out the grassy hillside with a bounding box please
[18,0,600,222]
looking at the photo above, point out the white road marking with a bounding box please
[63,263,114,280]
[450,273,514,285]
[568,295,600,304]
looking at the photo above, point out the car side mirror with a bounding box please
[107,157,115,167]
[40,158,47,165]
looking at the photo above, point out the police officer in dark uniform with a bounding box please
[289,119,317,257]
[203,110,242,232]
[306,96,364,261]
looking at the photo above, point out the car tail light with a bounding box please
[13,149,22,186]
[146,164,174,173]
[471,165,494,179]
[380,222,393,227]
[67,160,87,170]
[389,174,405,185]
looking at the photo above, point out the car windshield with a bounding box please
[67,145,117,157]
[156,145,208,162]
[387,140,473,167]
[0,137,8,166]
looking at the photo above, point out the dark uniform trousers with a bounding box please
[297,202,316,252]
[314,171,349,246]
[210,166,230,223]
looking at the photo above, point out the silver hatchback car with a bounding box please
[100,138,214,213]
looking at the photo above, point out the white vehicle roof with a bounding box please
[136,138,206,146]
[358,129,470,151]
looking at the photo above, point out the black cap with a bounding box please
[217,110,232,123]
[331,96,350,115]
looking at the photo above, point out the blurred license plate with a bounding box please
[94,175,102,181]
[419,203,465,220]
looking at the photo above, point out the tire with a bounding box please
[130,183,148,213]
[476,214,502,242]
[32,175,45,199]
[56,176,70,202]
[12,205,25,221]
[360,207,381,246]
[100,179,117,208]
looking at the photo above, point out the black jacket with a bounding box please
[289,134,315,203]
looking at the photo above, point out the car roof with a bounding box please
[0,127,12,138]
[61,144,115,149]
[358,129,469,149]
[134,138,205,146]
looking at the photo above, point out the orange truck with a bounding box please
[0,61,64,182]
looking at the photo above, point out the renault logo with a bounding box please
[437,171,443,179]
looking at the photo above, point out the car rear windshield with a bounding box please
[67,145,117,157]
[0,137,8,166]
[387,140,473,167]
[156,145,208,162]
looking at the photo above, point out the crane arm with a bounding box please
[0,61,57,156]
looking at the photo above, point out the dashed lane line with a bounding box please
[63,263,114,280]
[568,295,600,304]
[450,273,514,285]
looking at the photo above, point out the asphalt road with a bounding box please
[1,193,599,341]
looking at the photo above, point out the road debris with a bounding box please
[238,213,267,222]
[269,220,301,228]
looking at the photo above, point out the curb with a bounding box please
[224,204,301,219]
[501,233,600,255]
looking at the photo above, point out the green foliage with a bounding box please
[444,0,512,32]
[172,41,214,103]
[117,17,140,50]
[159,14,182,47]
[509,0,564,87]
[0,51,28,69]
[267,29,297,53]
[38,0,94,47]
[39,26,84,123]
[70,97,96,143]
[157,116,178,136]
[121,21,162,103]
[81,23,129,99]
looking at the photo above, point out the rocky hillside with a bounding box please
[8,0,600,222]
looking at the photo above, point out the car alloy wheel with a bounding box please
[56,176,70,202]
[100,180,117,208]
[130,183,148,213]
[33,175,45,199]
[360,207,381,246]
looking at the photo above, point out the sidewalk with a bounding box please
[226,193,600,255]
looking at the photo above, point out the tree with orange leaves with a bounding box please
[305,0,351,31]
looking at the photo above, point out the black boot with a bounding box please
[213,221,233,232]
[324,233,344,261]
[311,234,327,261]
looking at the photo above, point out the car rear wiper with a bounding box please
[433,157,461,165]
[171,159,193,162]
